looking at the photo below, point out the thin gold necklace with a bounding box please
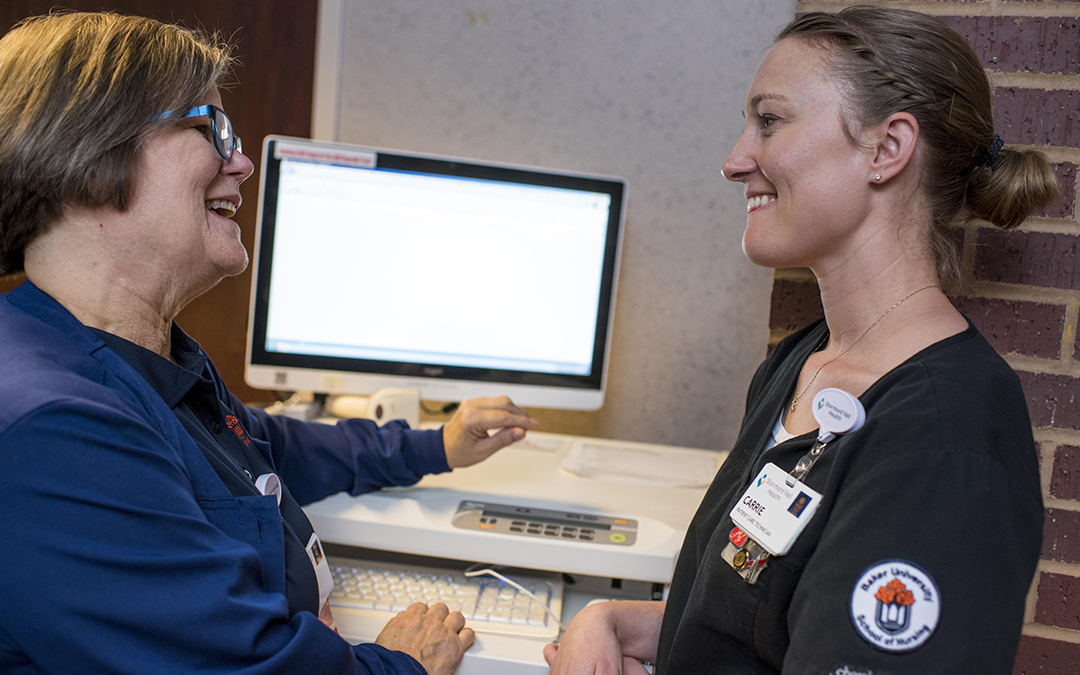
[789,285,938,413]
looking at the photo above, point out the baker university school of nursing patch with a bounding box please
[850,560,940,652]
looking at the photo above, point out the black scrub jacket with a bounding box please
[657,319,1042,675]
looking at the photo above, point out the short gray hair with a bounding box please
[0,11,235,275]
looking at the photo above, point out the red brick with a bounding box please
[1013,635,1080,675]
[1036,572,1080,630]
[941,16,1080,75]
[952,296,1064,358]
[1043,508,1080,564]
[1051,446,1080,500]
[1040,163,1076,220]
[1017,372,1080,431]
[994,88,1080,148]
[769,279,823,332]
[975,229,1080,290]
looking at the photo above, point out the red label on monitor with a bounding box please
[275,142,375,168]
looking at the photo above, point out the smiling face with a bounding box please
[722,38,875,272]
[121,88,254,304]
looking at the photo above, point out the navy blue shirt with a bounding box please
[91,325,324,617]
[1,281,447,674]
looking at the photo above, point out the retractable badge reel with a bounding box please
[724,388,866,584]
[795,387,866,476]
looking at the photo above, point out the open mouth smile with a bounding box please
[746,195,776,212]
[206,199,239,217]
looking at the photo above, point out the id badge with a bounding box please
[306,532,335,607]
[730,462,822,556]
[306,532,338,632]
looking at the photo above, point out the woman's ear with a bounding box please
[868,112,918,184]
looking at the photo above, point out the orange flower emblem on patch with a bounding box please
[875,578,915,607]
[225,414,251,446]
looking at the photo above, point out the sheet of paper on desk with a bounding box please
[561,440,722,488]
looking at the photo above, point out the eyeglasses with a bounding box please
[157,104,242,161]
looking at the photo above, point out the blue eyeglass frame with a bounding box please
[157,104,242,161]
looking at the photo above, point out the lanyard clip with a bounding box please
[788,388,866,484]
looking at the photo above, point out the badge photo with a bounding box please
[850,560,940,653]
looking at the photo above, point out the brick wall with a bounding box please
[784,2,1080,673]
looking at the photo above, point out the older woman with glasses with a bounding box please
[0,11,535,675]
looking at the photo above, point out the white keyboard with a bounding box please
[328,557,563,641]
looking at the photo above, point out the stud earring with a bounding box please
[874,174,881,182]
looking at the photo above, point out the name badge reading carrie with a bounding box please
[730,463,822,557]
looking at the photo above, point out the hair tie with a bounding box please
[978,134,1004,168]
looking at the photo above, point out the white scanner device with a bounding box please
[327,388,421,429]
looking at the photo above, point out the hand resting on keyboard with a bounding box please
[373,602,474,675]
[329,557,565,642]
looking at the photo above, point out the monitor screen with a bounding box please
[246,137,626,410]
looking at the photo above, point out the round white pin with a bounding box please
[850,560,940,653]
[812,388,866,443]
[255,472,282,506]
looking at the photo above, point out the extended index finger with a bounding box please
[462,396,534,418]
[464,403,537,432]
[472,411,538,435]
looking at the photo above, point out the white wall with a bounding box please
[314,0,796,450]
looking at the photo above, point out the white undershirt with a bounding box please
[769,413,797,448]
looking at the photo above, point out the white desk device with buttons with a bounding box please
[304,430,723,674]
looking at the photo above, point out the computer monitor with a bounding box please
[245,136,626,410]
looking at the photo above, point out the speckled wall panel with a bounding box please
[331,0,796,449]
